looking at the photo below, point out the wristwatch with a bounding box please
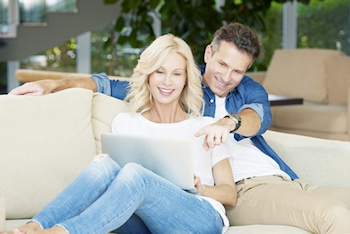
[224,113,241,133]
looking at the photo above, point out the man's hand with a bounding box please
[195,119,231,151]
[8,80,57,96]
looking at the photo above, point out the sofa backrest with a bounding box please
[262,49,346,104]
[0,89,96,219]
[91,93,131,154]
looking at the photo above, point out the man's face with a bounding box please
[203,41,253,97]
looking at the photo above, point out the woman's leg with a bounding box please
[113,214,151,234]
[32,154,121,229]
[57,163,223,234]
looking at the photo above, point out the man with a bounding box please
[9,22,350,233]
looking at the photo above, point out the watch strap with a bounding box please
[224,113,241,133]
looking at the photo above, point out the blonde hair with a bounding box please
[125,34,204,117]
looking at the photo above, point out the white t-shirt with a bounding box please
[214,95,227,119]
[226,137,290,182]
[212,95,290,181]
[111,113,231,231]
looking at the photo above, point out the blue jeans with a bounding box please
[31,155,223,234]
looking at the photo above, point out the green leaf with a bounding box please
[103,0,120,5]
[114,17,125,32]
[103,37,111,50]
[149,0,161,9]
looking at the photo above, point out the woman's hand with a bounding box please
[197,159,237,207]
[194,175,206,194]
[195,119,231,151]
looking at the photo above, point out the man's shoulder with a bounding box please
[240,75,264,90]
[241,74,257,84]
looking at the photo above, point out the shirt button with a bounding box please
[210,99,214,103]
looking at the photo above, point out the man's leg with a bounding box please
[297,179,350,209]
[226,175,350,234]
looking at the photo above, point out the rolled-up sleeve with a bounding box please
[90,73,130,100]
[238,103,264,122]
[91,73,111,96]
[240,77,272,136]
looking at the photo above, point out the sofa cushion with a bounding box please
[263,49,342,103]
[91,93,130,154]
[0,191,4,231]
[325,53,350,105]
[225,224,311,234]
[0,88,96,219]
[270,102,347,134]
[263,130,350,189]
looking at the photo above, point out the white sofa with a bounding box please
[1,88,350,233]
[247,49,350,141]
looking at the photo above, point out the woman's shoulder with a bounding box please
[111,112,139,132]
[113,112,133,122]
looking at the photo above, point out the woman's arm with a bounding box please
[194,158,236,207]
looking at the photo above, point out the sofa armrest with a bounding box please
[263,130,350,188]
[0,190,5,231]
[245,71,266,84]
[347,86,350,135]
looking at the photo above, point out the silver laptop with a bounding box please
[101,133,198,193]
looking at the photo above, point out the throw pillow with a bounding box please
[263,49,342,103]
[325,53,350,105]
[0,88,96,219]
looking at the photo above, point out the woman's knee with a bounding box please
[85,154,121,178]
[118,163,155,186]
[121,163,149,178]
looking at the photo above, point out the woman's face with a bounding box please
[148,52,187,107]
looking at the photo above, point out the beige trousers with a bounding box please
[226,175,350,234]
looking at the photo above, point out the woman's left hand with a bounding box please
[194,175,206,194]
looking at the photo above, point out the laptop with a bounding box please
[101,133,199,193]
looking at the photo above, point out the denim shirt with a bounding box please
[91,70,298,180]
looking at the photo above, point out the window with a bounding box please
[297,0,350,55]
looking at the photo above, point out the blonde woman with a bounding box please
[4,34,236,234]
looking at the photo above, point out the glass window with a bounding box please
[46,0,77,13]
[253,2,284,71]
[0,0,8,34]
[19,0,45,23]
[297,0,350,55]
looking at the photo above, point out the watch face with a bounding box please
[230,114,240,123]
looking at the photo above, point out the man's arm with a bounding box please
[196,108,260,150]
[217,108,261,136]
[9,77,97,96]
[196,76,269,149]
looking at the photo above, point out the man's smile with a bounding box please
[214,75,232,89]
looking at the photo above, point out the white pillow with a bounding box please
[0,88,96,219]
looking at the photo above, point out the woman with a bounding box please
[3,34,236,234]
